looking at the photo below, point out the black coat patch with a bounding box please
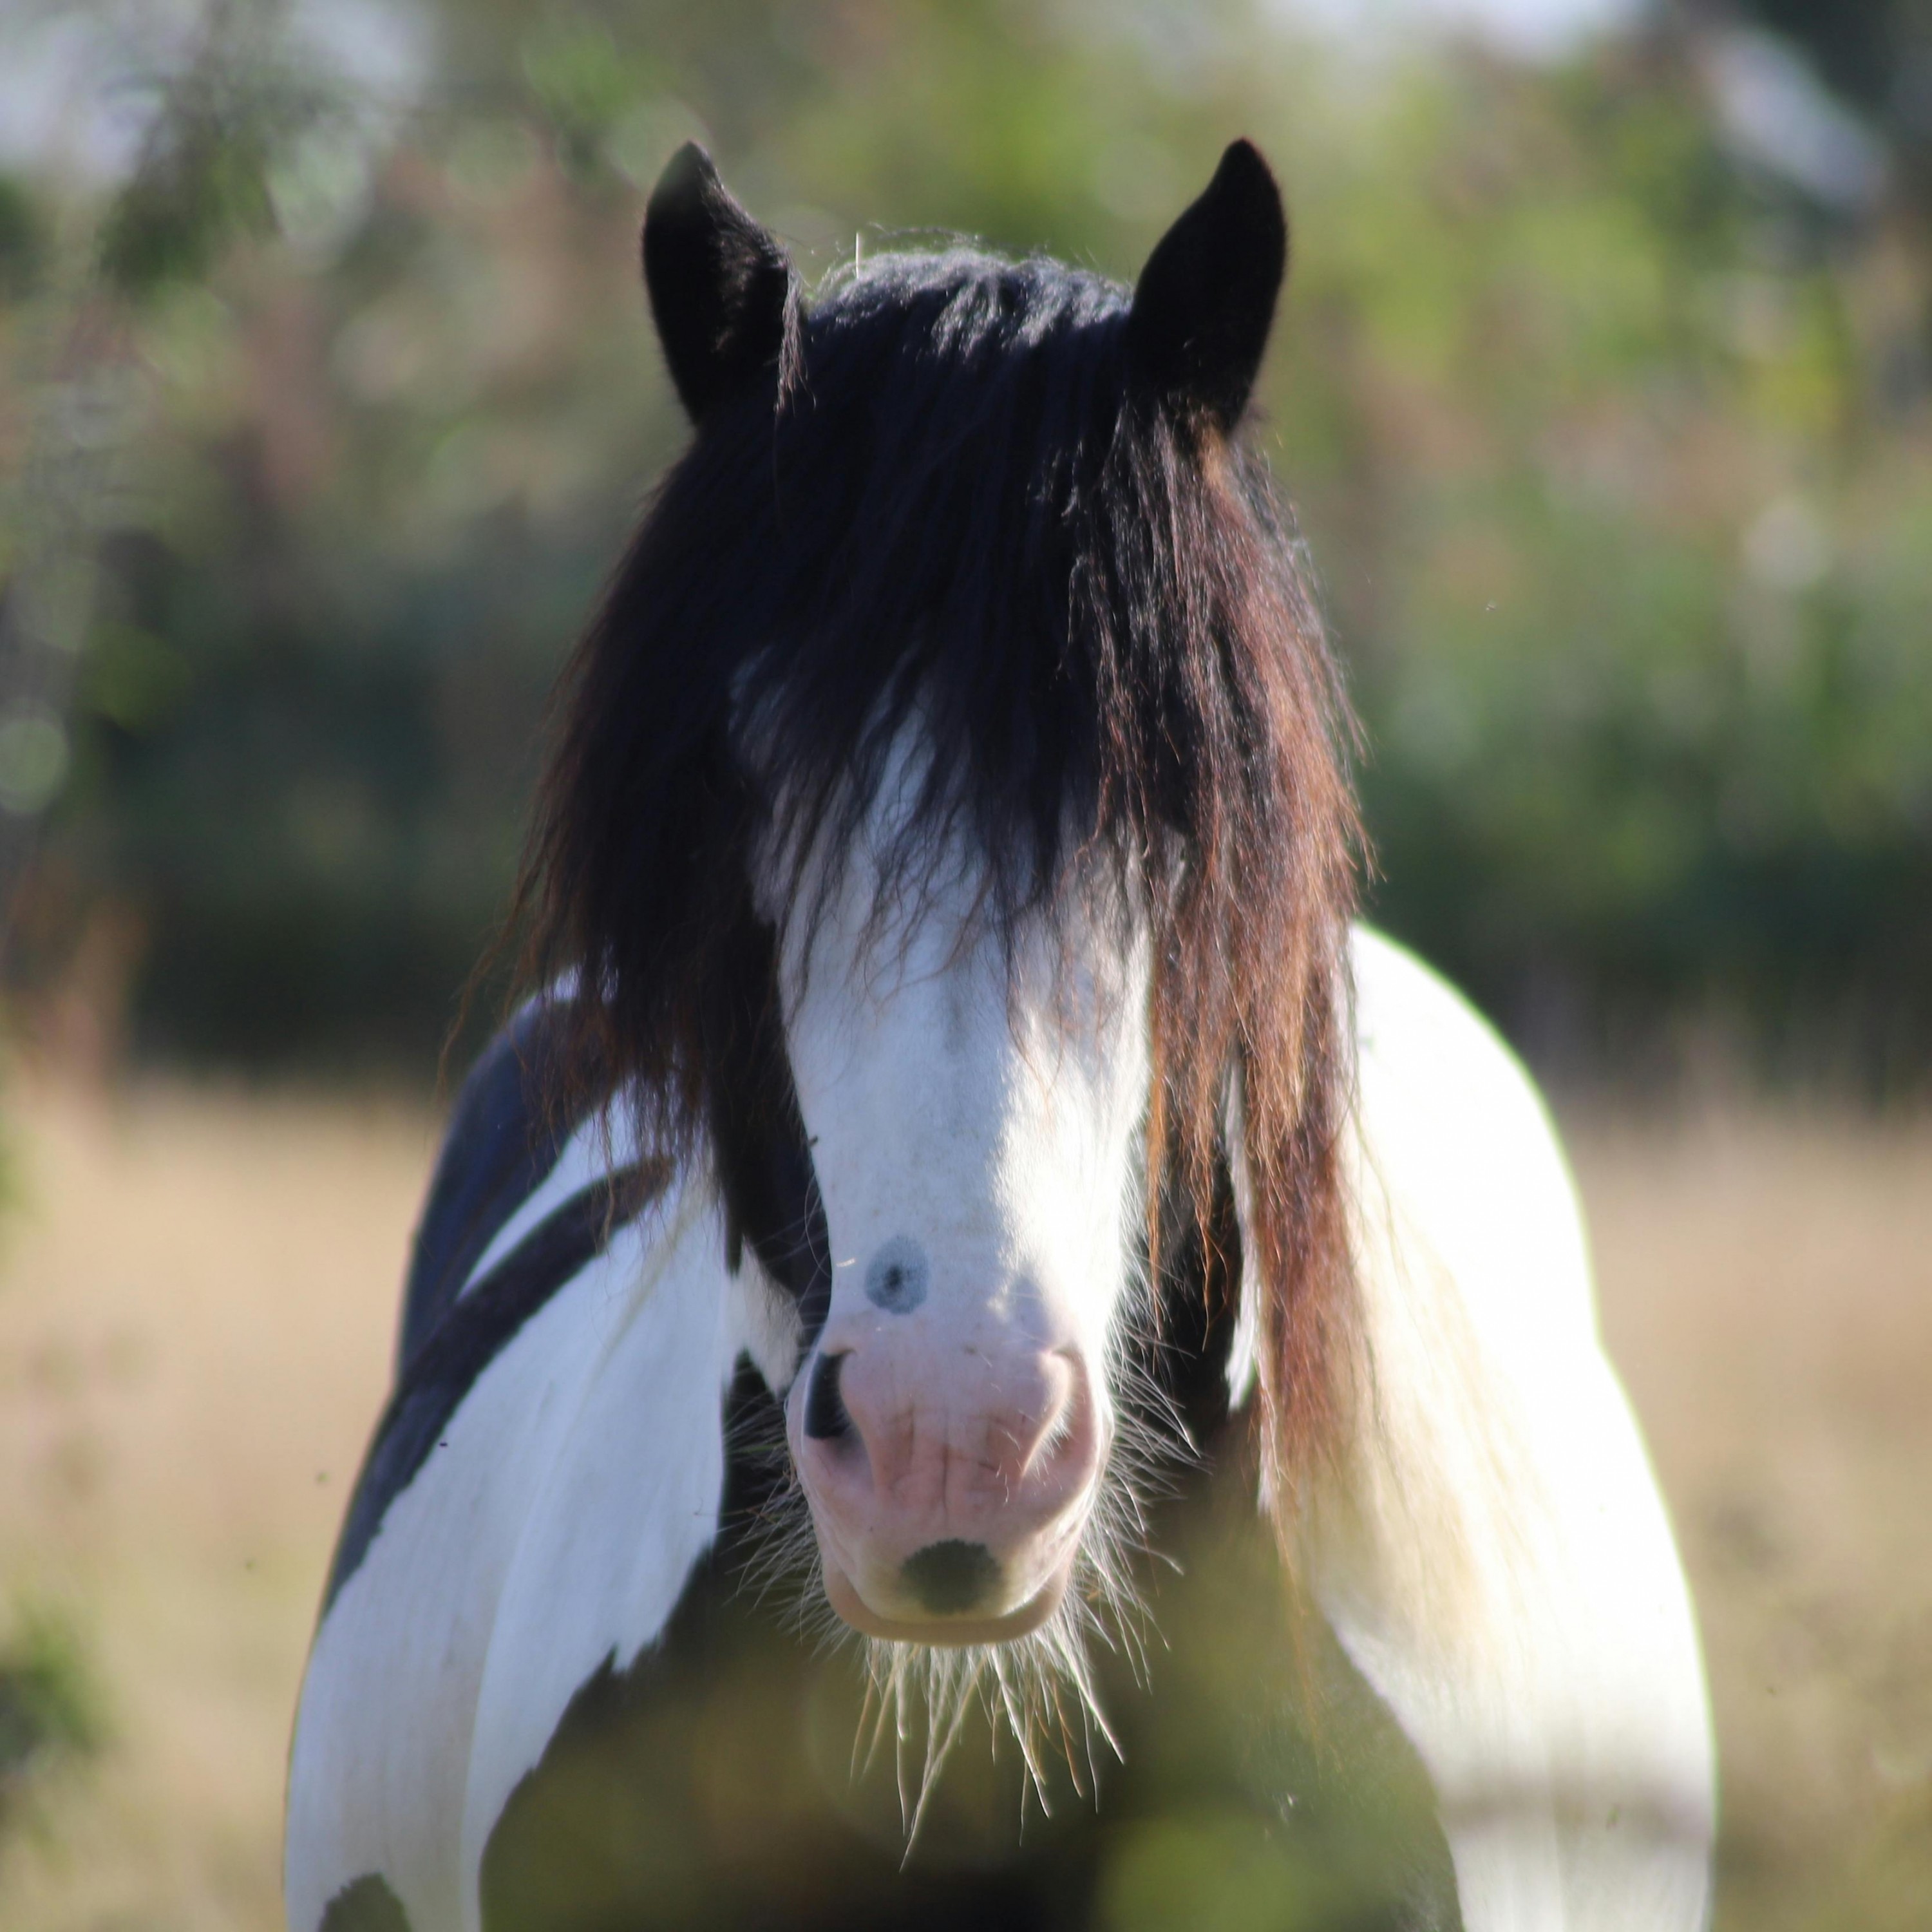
[319,1873,411,1932]
[324,1159,665,1613]
[397,1000,600,1376]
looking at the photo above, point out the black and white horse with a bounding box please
[287,141,1715,1932]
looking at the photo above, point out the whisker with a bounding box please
[903,1673,976,1859]
[719,1284,1197,1855]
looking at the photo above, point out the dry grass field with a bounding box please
[0,1077,1926,1931]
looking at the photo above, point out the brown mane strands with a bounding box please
[509,142,1363,1551]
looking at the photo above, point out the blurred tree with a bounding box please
[1703,0,1932,202]
[2,0,1928,1086]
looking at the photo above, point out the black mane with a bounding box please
[527,236,1336,1039]
[520,186,1362,1492]
[571,247,1156,956]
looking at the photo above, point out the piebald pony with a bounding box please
[287,140,1714,1932]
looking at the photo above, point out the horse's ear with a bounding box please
[1126,138,1286,431]
[643,143,794,422]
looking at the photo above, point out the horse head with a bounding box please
[516,138,1358,1663]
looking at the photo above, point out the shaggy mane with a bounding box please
[511,241,1361,1540]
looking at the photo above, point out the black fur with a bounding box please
[522,140,1350,1262]
[442,1052,1461,1930]
[702,897,833,1346]
[398,999,603,1374]
[351,144,1417,1930]
[644,144,797,422]
[319,1874,411,1932]
[1126,138,1287,430]
[325,1158,664,1611]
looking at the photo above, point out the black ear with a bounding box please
[643,143,794,422]
[1125,139,1287,431]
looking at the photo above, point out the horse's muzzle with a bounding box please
[789,1335,1104,1645]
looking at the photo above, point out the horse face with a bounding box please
[770,831,1151,1646]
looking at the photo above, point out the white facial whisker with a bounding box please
[730,1312,1186,1841]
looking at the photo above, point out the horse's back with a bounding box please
[1335,927,1715,1930]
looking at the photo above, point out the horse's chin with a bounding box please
[822,1557,1072,1648]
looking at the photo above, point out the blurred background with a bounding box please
[0,0,1926,1927]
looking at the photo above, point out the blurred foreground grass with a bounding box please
[0,1079,1926,1929]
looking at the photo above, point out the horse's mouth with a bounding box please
[821,1551,1074,1647]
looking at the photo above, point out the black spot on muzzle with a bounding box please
[864,1235,929,1313]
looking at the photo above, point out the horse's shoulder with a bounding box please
[290,1161,736,1932]
[1347,923,1598,1350]
[1334,928,1715,1929]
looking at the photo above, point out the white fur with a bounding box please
[781,857,1150,1376]
[459,1112,613,1296]
[1309,928,1716,1929]
[748,727,1158,1633]
[285,1172,751,1932]
[286,918,1715,1932]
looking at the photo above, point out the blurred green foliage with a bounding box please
[0,177,48,302]
[0,1599,106,1835]
[2,0,1929,1082]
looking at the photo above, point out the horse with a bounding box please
[285,139,1716,1932]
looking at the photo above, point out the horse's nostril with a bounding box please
[901,1540,1002,1615]
[802,1351,851,1441]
